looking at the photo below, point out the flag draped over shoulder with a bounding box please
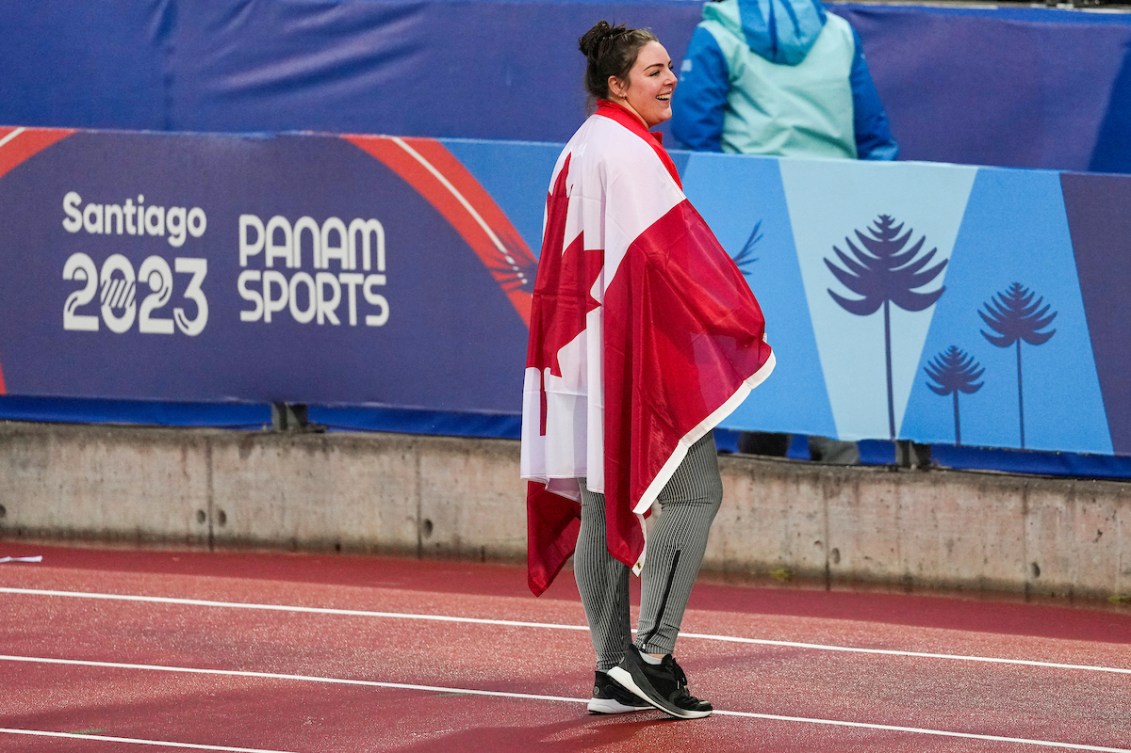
[521,100,775,596]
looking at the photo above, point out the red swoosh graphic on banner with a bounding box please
[344,134,535,326]
[0,126,75,180]
[0,127,75,392]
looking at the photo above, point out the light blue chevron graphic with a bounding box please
[903,168,1111,454]
[779,159,978,441]
[681,152,834,436]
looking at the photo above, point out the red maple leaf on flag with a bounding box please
[526,155,604,435]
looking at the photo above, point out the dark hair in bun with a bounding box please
[578,20,658,100]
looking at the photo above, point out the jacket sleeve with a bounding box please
[670,27,730,152]
[848,28,899,161]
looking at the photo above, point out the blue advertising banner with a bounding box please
[0,127,535,414]
[1,125,1130,458]
[680,155,1118,457]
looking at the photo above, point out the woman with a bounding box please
[520,20,775,720]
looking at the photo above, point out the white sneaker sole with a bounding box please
[586,697,650,714]
[606,665,712,720]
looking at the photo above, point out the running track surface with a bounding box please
[0,542,1128,753]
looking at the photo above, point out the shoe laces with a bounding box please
[665,656,688,687]
[664,656,701,703]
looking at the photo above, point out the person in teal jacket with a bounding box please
[674,0,897,463]
[671,0,897,160]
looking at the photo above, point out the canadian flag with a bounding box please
[521,101,775,596]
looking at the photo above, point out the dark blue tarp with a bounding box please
[1,0,170,130]
[3,1,1131,172]
[834,4,1131,173]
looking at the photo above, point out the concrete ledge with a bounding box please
[0,423,1127,604]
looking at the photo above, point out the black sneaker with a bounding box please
[606,644,713,719]
[587,671,652,714]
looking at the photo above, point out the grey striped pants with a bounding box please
[576,432,722,670]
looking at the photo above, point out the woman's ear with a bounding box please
[607,75,626,100]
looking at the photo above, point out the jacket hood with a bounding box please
[703,0,828,65]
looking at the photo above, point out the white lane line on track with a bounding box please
[0,727,299,753]
[2,655,1129,753]
[3,586,1128,675]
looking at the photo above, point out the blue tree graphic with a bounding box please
[732,219,763,276]
[979,282,1057,448]
[825,214,947,438]
[924,345,984,445]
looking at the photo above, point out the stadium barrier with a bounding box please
[1,125,1128,603]
[1,126,1130,461]
[1,422,1126,602]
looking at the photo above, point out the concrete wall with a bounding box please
[0,423,1127,604]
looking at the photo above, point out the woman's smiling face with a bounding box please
[610,41,677,128]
